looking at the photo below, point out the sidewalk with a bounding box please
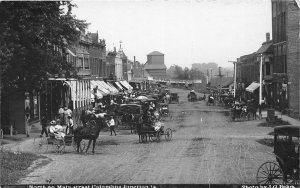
[261,109,300,126]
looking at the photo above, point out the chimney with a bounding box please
[114,47,116,52]
[134,56,136,63]
[266,32,270,42]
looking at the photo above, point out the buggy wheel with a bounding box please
[256,161,284,184]
[33,137,48,153]
[240,112,246,121]
[51,139,65,153]
[149,133,157,142]
[72,137,86,152]
[164,128,172,141]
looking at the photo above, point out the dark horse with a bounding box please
[74,112,106,154]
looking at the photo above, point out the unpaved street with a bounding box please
[9,88,274,184]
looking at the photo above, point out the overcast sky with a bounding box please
[72,0,272,69]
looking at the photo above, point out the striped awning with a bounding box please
[246,82,260,93]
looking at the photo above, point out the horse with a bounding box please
[73,114,106,154]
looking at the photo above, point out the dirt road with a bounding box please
[9,88,274,184]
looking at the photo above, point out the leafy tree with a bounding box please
[0,1,88,92]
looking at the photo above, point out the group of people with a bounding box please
[40,106,74,138]
[40,117,73,140]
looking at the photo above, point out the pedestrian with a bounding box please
[107,116,116,136]
[66,116,73,135]
[40,115,49,137]
[64,106,72,125]
[25,112,31,137]
[58,106,64,123]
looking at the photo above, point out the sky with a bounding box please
[72,0,272,69]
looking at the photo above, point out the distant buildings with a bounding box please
[143,51,167,80]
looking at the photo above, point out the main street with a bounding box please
[14,88,274,184]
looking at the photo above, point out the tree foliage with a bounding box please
[0,1,88,92]
[167,65,206,81]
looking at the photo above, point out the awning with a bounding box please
[91,92,103,99]
[115,82,124,91]
[91,80,110,96]
[246,82,260,93]
[120,80,133,90]
[100,81,118,95]
[106,82,119,94]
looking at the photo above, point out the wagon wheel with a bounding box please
[72,137,86,152]
[256,161,284,184]
[240,112,247,121]
[33,137,48,153]
[149,133,157,142]
[51,139,65,153]
[164,128,172,141]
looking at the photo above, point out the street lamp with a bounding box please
[228,61,237,98]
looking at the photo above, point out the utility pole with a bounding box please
[228,61,237,98]
[215,67,225,92]
[259,54,263,105]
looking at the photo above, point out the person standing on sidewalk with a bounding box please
[25,108,31,137]
[107,116,116,136]
[40,115,49,137]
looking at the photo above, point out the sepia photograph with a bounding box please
[0,0,300,186]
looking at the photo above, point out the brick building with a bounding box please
[89,32,107,78]
[272,0,300,118]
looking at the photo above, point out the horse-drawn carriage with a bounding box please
[119,104,143,133]
[206,95,215,106]
[256,125,300,184]
[169,93,179,104]
[188,91,197,102]
[33,128,86,153]
[159,103,169,116]
[137,121,172,143]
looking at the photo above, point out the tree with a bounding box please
[0,1,88,92]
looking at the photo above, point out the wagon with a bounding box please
[33,129,86,153]
[188,91,197,102]
[119,104,143,133]
[138,122,172,143]
[256,125,300,184]
[159,103,169,116]
[170,93,179,104]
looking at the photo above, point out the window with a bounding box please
[84,58,90,69]
[76,57,83,68]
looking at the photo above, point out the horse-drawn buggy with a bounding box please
[137,121,172,143]
[169,93,179,104]
[33,124,86,154]
[206,95,215,106]
[256,125,300,184]
[119,104,143,133]
[159,103,169,116]
[188,91,197,102]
